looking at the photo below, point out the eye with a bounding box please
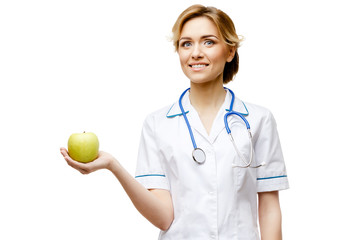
[181,41,192,48]
[204,40,214,46]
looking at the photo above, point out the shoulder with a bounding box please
[142,104,174,126]
[232,94,273,121]
[243,101,273,119]
[240,101,281,145]
[238,99,278,133]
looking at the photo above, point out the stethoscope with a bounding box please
[179,87,265,168]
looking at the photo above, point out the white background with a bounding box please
[1,0,359,239]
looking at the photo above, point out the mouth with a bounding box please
[189,63,209,70]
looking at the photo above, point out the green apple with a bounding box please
[68,131,99,163]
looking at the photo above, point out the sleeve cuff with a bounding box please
[135,174,170,190]
[257,175,289,192]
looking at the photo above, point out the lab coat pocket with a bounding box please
[233,166,257,193]
[233,162,246,187]
[229,126,252,186]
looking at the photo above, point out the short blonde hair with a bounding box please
[172,4,244,83]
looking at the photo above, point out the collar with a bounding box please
[166,89,249,118]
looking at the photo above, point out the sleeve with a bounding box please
[135,114,170,190]
[255,110,289,192]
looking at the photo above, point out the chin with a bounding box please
[188,75,223,86]
[189,78,210,85]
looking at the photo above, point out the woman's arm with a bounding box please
[60,148,174,231]
[109,159,174,231]
[258,191,282,240]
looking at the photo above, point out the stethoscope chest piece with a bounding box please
[192,148,206,164]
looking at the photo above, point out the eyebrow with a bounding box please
[179,35,219,41]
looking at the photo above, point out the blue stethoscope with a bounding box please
[179,87,265,168]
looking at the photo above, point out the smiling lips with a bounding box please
[189,63,209,71]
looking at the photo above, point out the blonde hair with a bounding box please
[172,4,244,83]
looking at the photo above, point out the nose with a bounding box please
[191,43,203,59]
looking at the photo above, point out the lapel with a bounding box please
[167,90,209,140]
[166,89,250,144]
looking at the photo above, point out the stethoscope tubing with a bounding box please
[224,87,250,130]
[179,87,263,168]
[179,88,197,149]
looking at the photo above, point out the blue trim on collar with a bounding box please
[226,101,249,116]
[166,103,189,118]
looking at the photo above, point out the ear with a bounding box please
[226,46,236,62]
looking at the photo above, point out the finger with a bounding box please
[60,147,69,158]
[65,156,83,168]
[60,148,82,167]
[79,169,91,175]
[60,148,93,174]
[69,157,98,175]
[60,148,81,168]
[60,147,100,174]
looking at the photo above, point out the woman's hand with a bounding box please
[60,147,116,174]
[59,147,174,230]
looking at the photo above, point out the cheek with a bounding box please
[177,53,189,76]
[178,51,189,66]
[210,48,229,64]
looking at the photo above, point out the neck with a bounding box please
[189,80,226,112]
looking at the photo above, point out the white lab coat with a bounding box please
[135,89,289,240]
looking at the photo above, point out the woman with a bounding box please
[60,4,289,239]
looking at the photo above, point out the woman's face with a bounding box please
[178,16,235,85]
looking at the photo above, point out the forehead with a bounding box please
[180,16,219,38]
